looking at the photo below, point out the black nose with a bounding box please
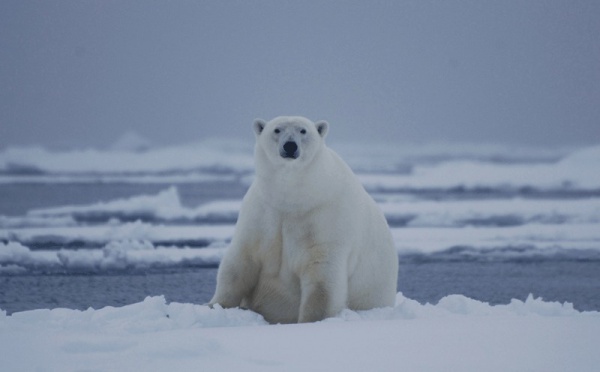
[283,141,298,157]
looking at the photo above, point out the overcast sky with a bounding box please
[1,0,598,149]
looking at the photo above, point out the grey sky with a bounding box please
[1,0,599,149]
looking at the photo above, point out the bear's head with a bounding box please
[253,116,328,167]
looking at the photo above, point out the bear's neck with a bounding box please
[254,147,340,213]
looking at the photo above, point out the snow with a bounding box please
[355,144,600,191]
[359,153,600,191]
[19,185,600,226]
[1,293,599,371]
[25,186,242,223]
[56,240,225,271]
[380,197,600,227]
[2,221,599,273]
[392,224,600,254]
[0,139,254,174]
[0,228,231,272]
[0,222,234,246]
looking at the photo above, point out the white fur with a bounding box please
[209,116,398,323]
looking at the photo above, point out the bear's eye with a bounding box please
[274,128,280,134]
[300,129,307,135]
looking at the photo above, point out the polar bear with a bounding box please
[209,116,398,323]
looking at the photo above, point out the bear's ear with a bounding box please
[315,120,329,138]
[253,119,267,136]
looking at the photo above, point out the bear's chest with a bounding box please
[281,217,318,263]
[257,211,323,277]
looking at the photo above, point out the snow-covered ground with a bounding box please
[2,294,599,371]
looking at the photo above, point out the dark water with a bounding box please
[2,261,599,315]
[0,268,218,314]
[400,261,600,311]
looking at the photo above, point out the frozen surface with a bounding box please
[1,294,599,371]
[0,240,226,272]
[14,185,600,226]
[23,186,242,223]
[0,139,254,174]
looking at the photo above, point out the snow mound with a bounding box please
[20,185,600,228]
[2,293,596,331]
[0,240,225,272]
[358,143,600,191]
[0,139,254,174]
[26,186,241,224]
[4,296,267,332]
[331,293,590,322]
